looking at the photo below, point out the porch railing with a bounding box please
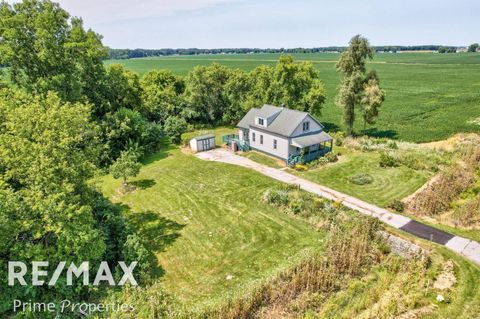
[222,134,250,151]
[287,146,332,166]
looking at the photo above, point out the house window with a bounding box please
[273,139,277,149]
[258,118,264,126]
[302,121,310,132]
[252,132,256,142]
[260,135,263,145]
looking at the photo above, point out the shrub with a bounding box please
[349,173,374,185]
[388,199,405,212]
[294,164,309,171]
[262,189,289,206]
[317,157,330,166]
[452,196,480,227]
[325,152,338,163]
[335,138,343,146]
[379,152,398,167]
[387,140,398,149]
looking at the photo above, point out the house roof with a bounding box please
[291,131,333,148]
[237,104,323,137]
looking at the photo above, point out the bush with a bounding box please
[387,140,398,149]
[335,138,343,146]
[294,164,309,171]
[164,116,188,144]
[349,173,374,185]
[379,152,398,167]
[325,152,338,163]
[388,199,405,212]
[262,189,289,206]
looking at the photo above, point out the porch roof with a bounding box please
[290,131,333,148]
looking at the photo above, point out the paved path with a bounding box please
[195,148,480,266]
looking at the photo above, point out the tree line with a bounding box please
[108,45,453,59]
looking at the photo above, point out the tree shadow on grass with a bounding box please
[128,209,186,279]
[142,138,178,165]
[130,179,156,190]
[362,127,398,139]
[322,122,341,133]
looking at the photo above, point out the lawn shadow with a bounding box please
[130,179,156,190]
[362,128,398,139]
[117,204,185,280]
[142,138,177,165]
[128,209,185,279]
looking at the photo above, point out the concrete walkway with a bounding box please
[195,148,480,266]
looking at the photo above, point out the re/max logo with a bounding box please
[8,261,138,286]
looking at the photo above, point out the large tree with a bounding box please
[184,63,232,124]
[0,0,107,103]
[140,69,185,123]
[249,55,326,115]
[468,43,479,52]
[110,149,141,188]
[0,89,106,306]
[336,35,385,135]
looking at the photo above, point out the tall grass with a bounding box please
[407,143,480,216]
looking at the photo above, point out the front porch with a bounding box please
[287,143,332,166]
[288,131,334,166]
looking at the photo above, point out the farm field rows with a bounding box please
[105,53,480,143]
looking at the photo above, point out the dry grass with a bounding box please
[200,217,382,319]
[406,143,480,217]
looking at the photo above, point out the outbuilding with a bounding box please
[189,134,216,153]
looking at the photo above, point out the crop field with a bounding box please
[105,52,480,143]
[100,139,323,310]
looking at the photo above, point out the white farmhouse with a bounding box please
[225,104,333,165]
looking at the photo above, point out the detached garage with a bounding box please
[189,134,216,153]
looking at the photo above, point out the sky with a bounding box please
[6,0,480,49]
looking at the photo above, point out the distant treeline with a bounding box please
[108,45,448,59]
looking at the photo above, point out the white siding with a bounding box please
[189,139,198,152]
[249,128,289,160]
[238,129,244,141]
[291,115,323,137]
[190,137,215,153]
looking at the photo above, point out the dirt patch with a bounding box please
[113,185,138,199]
[433,260,456,291]
[418,133,480,151]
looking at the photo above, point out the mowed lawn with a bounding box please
[293,148,430,207]
[105,52,480,143]
[100,142,322,308]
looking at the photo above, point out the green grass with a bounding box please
[105,52,480,143]
[293,147,430,207]
[240,151,284,168]
[100,139,322,309]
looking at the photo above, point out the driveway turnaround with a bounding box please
[195,148,480,266]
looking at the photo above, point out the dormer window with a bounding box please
[302,121,310,132]
[258,118,264,126]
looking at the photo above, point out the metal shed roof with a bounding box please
[191,134,215,141]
